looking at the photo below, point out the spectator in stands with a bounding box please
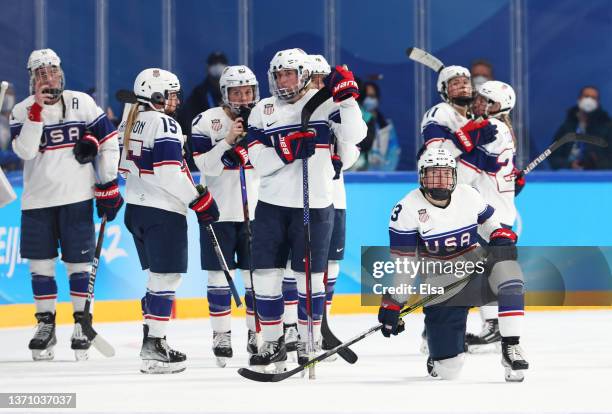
[0,83,21,171]
[471,59,494,90]
[177,51,228,137]
[352,81,399,171]
[549,86,612,170]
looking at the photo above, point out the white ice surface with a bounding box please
[0,311,611,414]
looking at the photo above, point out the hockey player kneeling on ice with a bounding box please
[191,65,260,367]
[378,148,529,382]
[10,49,122,361]
[246,48,366,372]
[118,68,220,374]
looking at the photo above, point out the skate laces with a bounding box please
[72,323,86,340]
[259,340,278,357]
[248,331,257,345]
[213,332,231,349]
[33,322,53,340]
[285,326,298,342]
[507,344,525,360]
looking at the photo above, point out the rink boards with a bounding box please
[1,171,611,326]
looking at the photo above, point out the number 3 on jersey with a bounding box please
[391,204,403,221]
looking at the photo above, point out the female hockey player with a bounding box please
[10,49,123,361]
[118,68,219,374]
[281,54,361,357]
[246,48,366,372]
[191,65,260,367]
[379,147,529,382]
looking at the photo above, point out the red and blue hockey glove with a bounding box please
[378,297,405,338]
[488,228,518,263]
[331,154,343,180]
[513,168,526,196]
[190,187,220,226]
[94,179,124,221]
[74,132,99,164]
[221,143,249,168]
[274,130,316,164]
[453,119,498,153]
[324,65,360,103]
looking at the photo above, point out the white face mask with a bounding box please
[472,75,488,90]
[209,63,226,79]
[578,96,598,113]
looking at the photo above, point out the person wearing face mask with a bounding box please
[470,59,494,91]
[0,82,21,170]
[549,86,612,170]
[177,52,229,139]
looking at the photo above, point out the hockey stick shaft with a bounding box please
[82,216,115,357]
[206,224,243,308]
[0,81,8,110]
[522,132,608,175]
[405,47,445,72]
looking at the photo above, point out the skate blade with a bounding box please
[31,347,55,361]
[140,359,186,374]
[215,357,228,368]
[74,349,89,361]
[504,367,525,382]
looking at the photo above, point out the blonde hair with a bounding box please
[500,113,517,149]
[122,104,140,154]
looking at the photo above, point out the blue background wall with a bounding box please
[1,0,610,170]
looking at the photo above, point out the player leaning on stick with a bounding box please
[246,48,366,372]
[118,68,220,374]
[10,49,123,361]
[191,65,260,367]
[379,147,529,382]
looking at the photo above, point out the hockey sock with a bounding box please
[325,260,340,315]
[480,303,498,321]
[30,259,57,313]
[143,272,182,338]
[241,271,256,332]
[65,263,92,313]
[253,268,284,342]
[207,270,233,333]
[497,279,525,337]
[282,261,298,325]
[295,271,325,344]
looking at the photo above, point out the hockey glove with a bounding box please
[324,65,360,103]
[190,187,220,226]
[453,120,498,153]
[331,154,343,180]
[94,179,124,221]
[74,132,99,164]
[274,130,316,164]
[488,228,518,263]
[378,296,405,338]
[221,143,249,168]
[513,168,525,196]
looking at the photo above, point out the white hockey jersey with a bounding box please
[332,138,360,210]
[118,110,198,216]
[191,106,259,221]
[247,90,367,209]
[421,103,517,226]
[10,91,119,210]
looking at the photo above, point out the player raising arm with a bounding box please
[191,65,260,366]
[378,148,529,382]
[10,49,122,361]
[247,48,366,372]
[118,68,219,374]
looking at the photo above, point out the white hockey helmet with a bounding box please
[476,80,516,117]
[417,147,457,201]
[133,68,181,112]
[268,48,311,100]
[437,65,472,106]
[219,65,259,113]
[27,48,64,100]
[308,54,331,76]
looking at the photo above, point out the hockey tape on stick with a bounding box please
[406,47,445,73]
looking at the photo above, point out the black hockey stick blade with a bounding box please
[321,310,358,364]
[301,87,331,132]
[116,89,137,104]
[406,47,445,73]
[81,216,116,357]
[238,269,478,382]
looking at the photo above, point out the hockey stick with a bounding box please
[205,223,243,309]
[115,89,137,104]
[0,81,17,208]
[81,216,115,357]
[237,105,260,331]
[0,81,8,109]
[238,268,476,382]
[522,132,608,174]
[406,47,445,73]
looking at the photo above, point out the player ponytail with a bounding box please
[122,104,140,153]
[501,113,517,149]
